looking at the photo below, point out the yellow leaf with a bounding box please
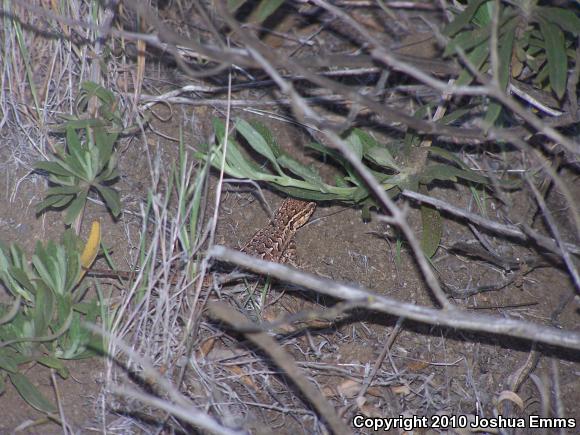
[79,220,101,280]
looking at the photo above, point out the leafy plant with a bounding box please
[444,0,580,123]
[0,224,103,412]
[35,82,122,225]
[196,117,491,256]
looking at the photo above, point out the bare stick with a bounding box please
[207,301,350,435]
[209,246,580,352]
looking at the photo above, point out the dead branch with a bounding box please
[207,301,350,435]
[209,246,580,352]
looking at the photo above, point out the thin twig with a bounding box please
[525,174,580,292]
[400,190,580,256]
[356,317,404,400]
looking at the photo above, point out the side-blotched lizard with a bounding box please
[241,198,316,264]
[86,198,316,284]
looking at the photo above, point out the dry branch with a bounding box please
[209,246,580,352]
[207,301,350,435]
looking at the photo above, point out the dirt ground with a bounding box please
[1,2,579,434]
[1,105,579,433]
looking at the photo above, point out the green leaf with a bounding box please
[438,105,476,125]
[37,355,69,378]
[365,147,400,171]
[47,175,76,188]
[62,252,79,296]
[429,147,473,171]
[391,173,419,192]
[444,0,490,37]
[64,190,88,225]
[455,41,490,86]
[10,245,27,270]
[444,26,491,57]
[50,158,85,181]
[66,129,85,156]
[35,195,74,215]
[420,200,443,258]
[350,128,379,155]
[46,185,83,196]
[273,185,352,201]
[420,163,489,185]
[538,7,580,35]
[485,20,516,125]
[334,174,349,188]
[539,17,568,99]
[0,351,18,373]
[63,117,105,130]
[533,61,551,86]
[360,199,376,221]
[94,185,121,218]
[204,150,246,179]
[472,0,494,27]
[46,243,65,292]
[3,271,32,303]
[32,247,57,294]
[80,81,115,106]
[248,120,283,157]
[210,119,265,179]
[93,126,116,164]
[235,119,282,174]
[96,164,119,184]
[485,104,503,129]
[276,155,324,187]
[55,295,72,332]
[34,161,73,177]
[9,373,57,413]
[66,126,82,150]
[344,130,364,161]
[352,185,370,202]
[495,17,517,90]
[33,281,55,335]
[228,0,246,13]
[350,129,401,171]
[0,295,21,326]
[306,142,346,165]
[254,0,285,23]
[67,145,92,180]
[9,267,33,292]
[212,117,227,143]
[403,104,433,151]
[224,139,265,178]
